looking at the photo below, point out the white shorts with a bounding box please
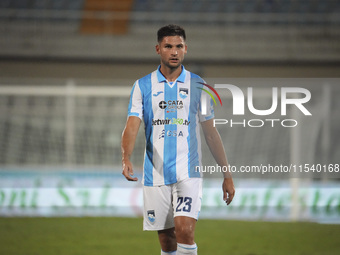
[143,177,203,231]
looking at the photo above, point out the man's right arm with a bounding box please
[121,116,141,181]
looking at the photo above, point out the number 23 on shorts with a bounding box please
[176,196,192,212]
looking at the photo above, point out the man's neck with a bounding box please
[159,65,182,82]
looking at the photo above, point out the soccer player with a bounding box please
[121,24,235,255]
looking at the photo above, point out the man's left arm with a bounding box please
[201,119,235,205]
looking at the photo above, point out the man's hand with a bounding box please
[122,159,138,181]
[121,116,141,182]
[222,177,235,205]
[201,119,235,205]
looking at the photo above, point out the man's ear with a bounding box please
[155,44,160,54]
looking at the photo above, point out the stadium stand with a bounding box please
[0,0,338,62]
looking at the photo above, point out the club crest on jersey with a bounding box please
[179,88,188,99]
[147,210,155,224]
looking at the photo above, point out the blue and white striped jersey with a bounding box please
[128,66,214,186]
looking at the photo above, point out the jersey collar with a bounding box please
[156,65,186,84]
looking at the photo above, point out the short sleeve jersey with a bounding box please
[128,65,214,186]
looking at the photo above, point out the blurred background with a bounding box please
[0,0,339,223]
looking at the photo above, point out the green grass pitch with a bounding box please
[1,217,339,255]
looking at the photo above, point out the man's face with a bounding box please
[156,36,187,69]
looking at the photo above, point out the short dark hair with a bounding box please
[157,24,186,43]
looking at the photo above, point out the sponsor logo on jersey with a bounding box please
[152,118,190,126]
[159,129,184,139]
[158,100,184,110]
[153,91,163,97]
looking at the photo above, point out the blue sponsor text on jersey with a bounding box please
[159,129,184,139]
